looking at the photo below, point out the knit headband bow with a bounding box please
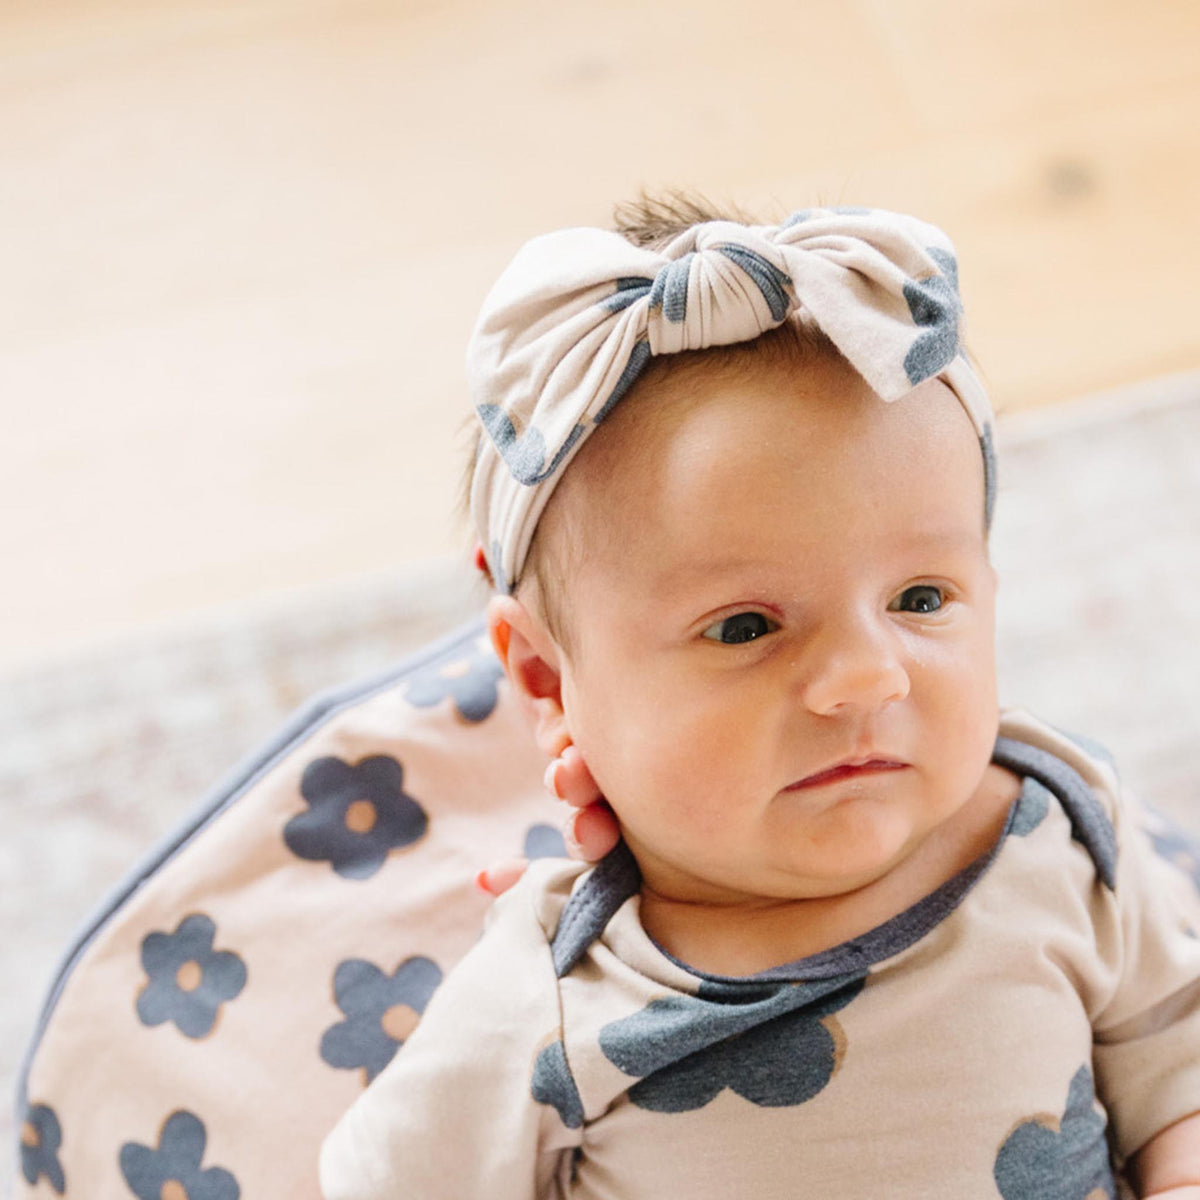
[468,207,996,592]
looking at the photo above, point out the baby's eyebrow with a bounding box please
[888,528,987,553]
[659,529,980,571]
[649,557,765,588]
[644,533,987,597]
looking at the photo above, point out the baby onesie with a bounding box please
[320,710,1200,1200]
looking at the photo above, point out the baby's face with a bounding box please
[549,351,999,906]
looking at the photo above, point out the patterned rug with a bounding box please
[3,374,1199,1186]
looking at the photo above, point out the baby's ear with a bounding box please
[487,595,570,758]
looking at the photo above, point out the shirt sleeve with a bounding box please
[1090,784,1200,1162]
[319,865,583,1200]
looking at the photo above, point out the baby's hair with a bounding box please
[461,189,844,647]
[610,189,762,248]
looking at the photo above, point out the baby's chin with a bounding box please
[627,838,909,910]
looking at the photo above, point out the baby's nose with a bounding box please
[797,618,911,716]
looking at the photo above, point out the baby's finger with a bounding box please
[474,858,529,897]
[566,801,621,863]
[546,743,604,809]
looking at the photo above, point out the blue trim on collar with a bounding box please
[548,734,1118,981]
[991,736,1116,889]
[551,840,641,978]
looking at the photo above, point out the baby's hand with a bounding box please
[1130,1110,1200,1199]
[475,744,620,896]
[545,743,621,858]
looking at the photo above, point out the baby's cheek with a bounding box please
[928,683,998,806]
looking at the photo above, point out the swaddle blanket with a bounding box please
[468,207,996,592]
[14,620,563,1199]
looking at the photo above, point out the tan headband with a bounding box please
[468,207,995,592]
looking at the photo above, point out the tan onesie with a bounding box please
[320,710,1200,1200]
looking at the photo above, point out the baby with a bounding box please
[320,196,1200,1198]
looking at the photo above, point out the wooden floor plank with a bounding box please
[2,0,1198,663]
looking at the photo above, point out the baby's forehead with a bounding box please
[549,356,987,564]
[568,349,978,479]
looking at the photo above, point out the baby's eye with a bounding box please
[701,612,780,644]
[890,585,945,614]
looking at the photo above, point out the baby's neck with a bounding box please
[637,764,1021,977]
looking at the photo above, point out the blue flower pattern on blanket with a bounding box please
[1145,809,1200,894]
[404,638,504,723]
[595,973,865,1113]
[120,1110,240,1200]
[524,823,568,860]
[320,955,444,1084]
[283,754,428,879]
[136,913,247,1038]
[19,1102,65,1194]
[993,1066,1116,1200]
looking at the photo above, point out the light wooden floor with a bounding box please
[3,0,1199,666]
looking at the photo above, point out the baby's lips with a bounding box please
[786,757,909,790]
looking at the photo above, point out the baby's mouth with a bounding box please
[785,758,909,790]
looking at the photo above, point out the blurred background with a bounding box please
[3,0,1199,1174]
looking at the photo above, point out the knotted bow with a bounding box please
[468,207,995,592]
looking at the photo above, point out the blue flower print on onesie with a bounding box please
[320,955,443,1083]
[119,1110,239,1200]
[597,973,866,1113]
[404,637,505,723]
[20,1102,65,1193]
[531,1038,585,1129]
[283,754,427,879]
[993,1065,1116,1200]
[136,913,247,1039]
